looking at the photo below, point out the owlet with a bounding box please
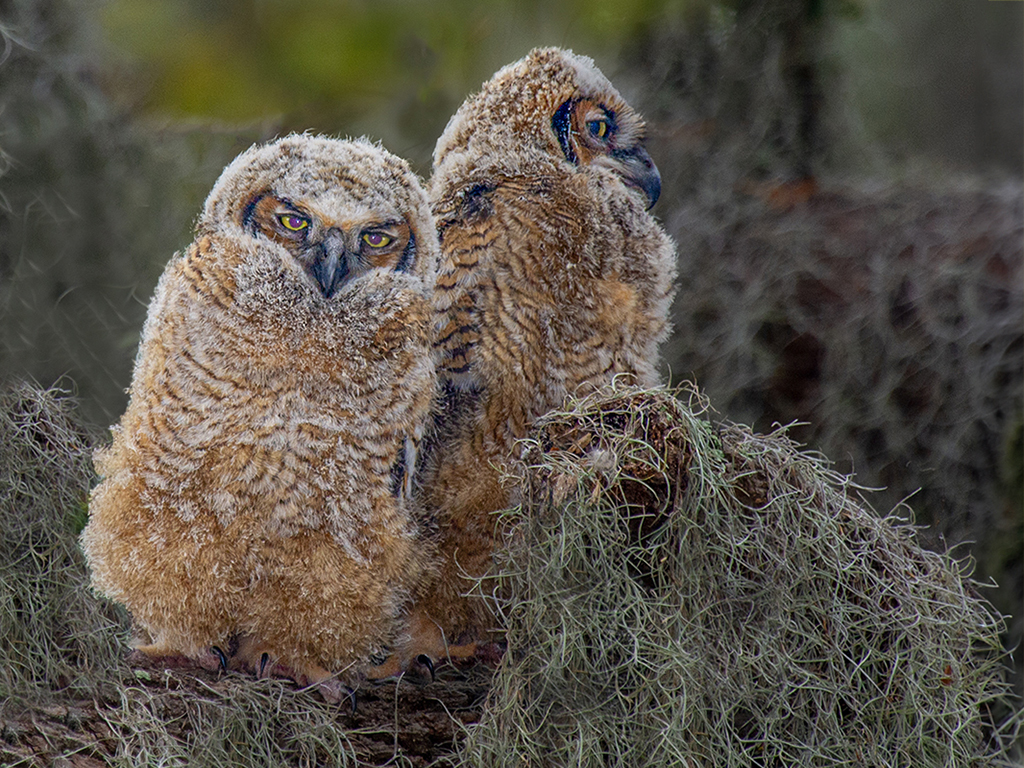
[397,48,678,670]
[80,134,440,692]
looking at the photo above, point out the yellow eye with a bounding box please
[278,214,308,232]
[587,119,610,140]
[362,232,392,248]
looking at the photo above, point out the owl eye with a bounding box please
[362,232,392,248]
[587,119,610,140]
[278,214,309,232]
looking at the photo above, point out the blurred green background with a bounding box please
[94,0,1024,176]
[1,0,1022,693]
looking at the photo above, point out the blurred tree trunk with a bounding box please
[624,0,836,185]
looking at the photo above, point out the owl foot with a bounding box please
[210,645,229,672]
[410,654,435,684]
[229,635,282,678]
[365,652,435,685]
[366,609,482,682]
[229,635,360,705]
[252,657,358,709]
[312,678,358,711]
[289,663,359,710]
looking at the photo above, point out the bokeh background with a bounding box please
[1,0,1021,694]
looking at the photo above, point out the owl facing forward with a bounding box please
[401,48,678,666]
[80,135,440,690]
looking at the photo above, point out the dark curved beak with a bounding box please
[306,229,349,298]
[613,146,661,210]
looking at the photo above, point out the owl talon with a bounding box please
[211,645,229,673]
[412,654,435,684]
[259,652,270,679]
[314,679,358,712]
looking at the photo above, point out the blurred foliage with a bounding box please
[662,178,1024,697]
[91,0,1024,177]
[0,0,263,425]
[0,382,127,707]
[838,0,1023,174]
[95,0,871,172]
[96,0,706,171]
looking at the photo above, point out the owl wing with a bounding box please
[431,181,495,391]
[431,174,589,392]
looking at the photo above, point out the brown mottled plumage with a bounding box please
[80,135,440,691]
[400,48,678,666]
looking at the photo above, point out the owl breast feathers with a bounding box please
[397,47,678,667]
[80,135,441,690]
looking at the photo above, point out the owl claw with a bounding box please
[259,652,270,679]
[412,654,435,684]
[211,645,229,672]
[315,679,358,712]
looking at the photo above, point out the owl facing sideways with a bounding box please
[80,135,440,692]
[397,47,678,668]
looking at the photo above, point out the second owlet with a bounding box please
[400,48,678,667]
[80,135,440,691]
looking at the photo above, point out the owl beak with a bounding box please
[307,230,350,298]
[614,146,661,210]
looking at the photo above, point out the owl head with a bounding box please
[433,47,660,209]
[200,134,438,297]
